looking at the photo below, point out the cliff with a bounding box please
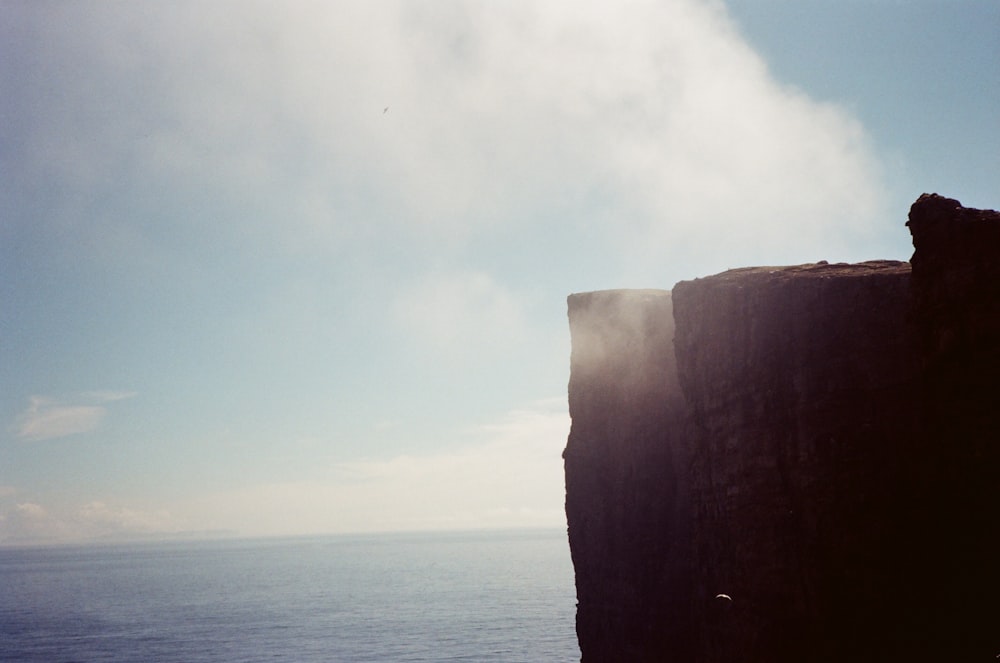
[563,194,1000,662]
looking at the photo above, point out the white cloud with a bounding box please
[5,0,889,278]
[0,499,184,545]
[12,392,135,441]
[78,501,181,537]
[181,398,570,536]
[14,396,106,441]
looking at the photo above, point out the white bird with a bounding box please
[715,593,732,602]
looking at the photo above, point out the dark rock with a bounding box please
[564,195,1000,661]
[564,289,694,662]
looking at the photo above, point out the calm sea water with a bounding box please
[0,528,579,662]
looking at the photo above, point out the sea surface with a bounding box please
[0,528,579,662]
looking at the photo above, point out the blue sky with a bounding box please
[1,0,997,544]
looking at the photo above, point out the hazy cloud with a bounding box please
[0,502,62,544]
[3,0,888,278]
[15,502,46,519]
[14,397,106,441]
[0,499,183,545]
[181,399,570,536]
[392,270,530,355]
[78,501,181,538]
[13,392,135,441]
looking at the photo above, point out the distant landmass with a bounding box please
[564,194,1000,661]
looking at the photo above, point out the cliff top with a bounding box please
[682,259,909,286]
[570,262,911,303]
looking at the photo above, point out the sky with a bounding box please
[1,0,997,545]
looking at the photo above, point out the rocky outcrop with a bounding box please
[564,194,1000,662]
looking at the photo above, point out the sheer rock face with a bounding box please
[563,195,1000,662]
[564,290,693,662]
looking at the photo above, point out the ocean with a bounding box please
[0,528,579,662]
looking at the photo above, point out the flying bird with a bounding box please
[383,106,389,114]
[715,593,732,602]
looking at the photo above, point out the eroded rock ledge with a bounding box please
[564,194,1000,662]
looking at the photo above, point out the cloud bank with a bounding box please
[3,0,888,283]
[0,498,183,546]
[181,399,570,537]
[0,399,568,544]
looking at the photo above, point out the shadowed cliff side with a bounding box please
[564,290,694,662]
[564,194,1000,662]
[674,261,922,660]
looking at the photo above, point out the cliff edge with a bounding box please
[564,194,1000,662]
